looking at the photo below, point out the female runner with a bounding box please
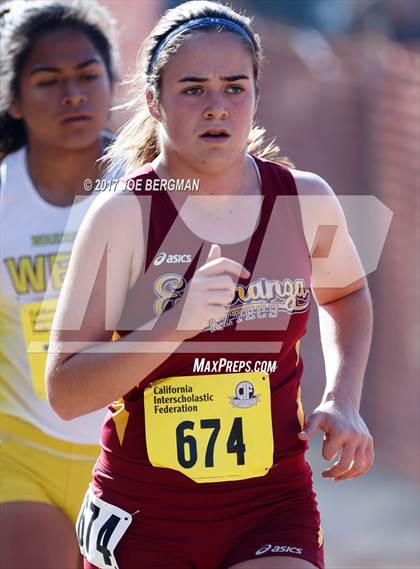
[47,2,374,568]
[0,1,118,567]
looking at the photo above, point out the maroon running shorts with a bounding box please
[84,452,324,569]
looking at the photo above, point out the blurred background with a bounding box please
[82,0,420,566]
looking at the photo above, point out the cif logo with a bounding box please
[230,381,259,409]
[153,252,192,266]
[236,381,254,400]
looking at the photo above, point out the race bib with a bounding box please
[19,298,57,399]
[76,485,132,569]
[144,372,273,483]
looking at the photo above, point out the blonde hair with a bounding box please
[106,0,293,174]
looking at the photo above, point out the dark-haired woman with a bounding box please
[0,1,118,567]
[47,2,374,568]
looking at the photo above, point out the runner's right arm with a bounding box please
[46,194,247,419]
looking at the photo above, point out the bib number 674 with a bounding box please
[176,417,246,469]
[75,486,132,569]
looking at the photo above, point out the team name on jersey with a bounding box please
[4,253,70,294]
[153,273,310,330]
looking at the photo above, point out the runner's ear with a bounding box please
[146,87,161,122]
[8,99,23,119]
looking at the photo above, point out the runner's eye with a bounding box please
[226,85,244,94]
[182,86,204,96]
[37,78,58,87]
[80,73,99,81]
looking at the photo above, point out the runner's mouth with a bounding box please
[61,114,92,125]
[199,130,231,141]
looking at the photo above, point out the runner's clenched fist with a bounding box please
[176,244,250,334]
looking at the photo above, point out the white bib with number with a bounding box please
[76,485,132,569]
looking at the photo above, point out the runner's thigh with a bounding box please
[0,502,80,569]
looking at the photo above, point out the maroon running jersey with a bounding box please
[99,156,311,481]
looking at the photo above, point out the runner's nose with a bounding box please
[203,92,228,120]
[61,79,87,106]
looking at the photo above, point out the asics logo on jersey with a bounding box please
[153,252,192,266]
[255,544,303,555]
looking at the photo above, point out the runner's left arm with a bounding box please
[294,170,374,481]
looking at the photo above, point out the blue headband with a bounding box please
[148,17,255,75]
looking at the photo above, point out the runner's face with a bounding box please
[9,28,112,150]
[156,31,256,172]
